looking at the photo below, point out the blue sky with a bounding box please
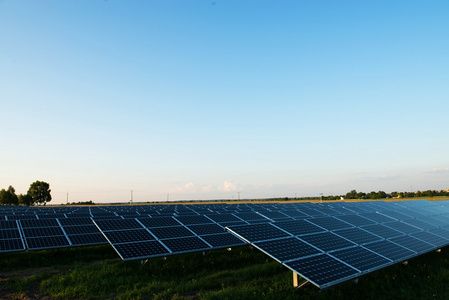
[1,1,448,204]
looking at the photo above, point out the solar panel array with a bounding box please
[1,200,449,290]
[227,200,449,289]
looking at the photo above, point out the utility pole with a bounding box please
[320,193,323,203]
[238,192,240,201]
[130,190,134,205]
[66,192,68,205]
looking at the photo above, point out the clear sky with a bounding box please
[1,0,448,204]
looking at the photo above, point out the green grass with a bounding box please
[1,245,449,299]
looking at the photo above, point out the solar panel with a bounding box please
[19,219,71,250]
[330,246,391,271]
[25,236,70,249]
[273,219,325,236]
[0,229,21,239]
[187,224,225,235]
[161,236,211,253]
[68,233,107,246]
[286,254,359,288]
[383,221,422,235]
[332,227,382,245]
[1,199,448,290]
[362,240,415,261]
[0,239,26,252]
[334,215,376,227]
[205,214,244,224]
[58,217,93,226]
[63,225,101,235]
[23,227,65,237]
[361,224,405,239]
[149,226,195,239]
[103,229,155,244]
[427,228,449,240]
[254,237,321,262]
[200,233,246,247]
[113,240,170,261]
[0,220,25,253]
[388,235,434,254]
[94,219,142,231]
[175,215,214,225]
[401,219,437,231]
[233,212,269,222]
[280,210,310,219]
[227,223,290,242]
[360,212,395,224]
[378,210,414,221]
[410,231,449,247]
[306,217,354,231]
[298,232,356,252]
[137,217,181,228]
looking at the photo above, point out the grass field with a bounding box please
[1,243,449,299]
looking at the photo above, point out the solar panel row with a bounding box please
[1,199,449,290]
[226,200,449,289]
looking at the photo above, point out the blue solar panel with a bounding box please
[103,229,155,244]
[63,225,101,235]
[149,226,194,239]
[161,236,211,253]
[411,231,449,247]
[298,232,356,252]
[286,254,359,288]
[94,219,142,231]
[306,217,353,231]
[254,237,321,262]
[334,215,376,227]
[0,238,25,252]
[361,224,404,239]
[175,215,214,225]
[389,235,434,254]
[113,240,170,260]
[68,233,107,246]
[273,220,325,236]
[362,240,415,261]
[137,217,181,228]
[330,246,391,271]
[360,212,395,224]
[227,223,290,242]
[332,227,382,245]
[383,221,422,235]
[187,224,225,235]
[1,199,448,290]
[200,233,246,247]
[25,236,70,250]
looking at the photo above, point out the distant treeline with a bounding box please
[68,201,95,205]
[0,181,51,206]
[257,189,449,202]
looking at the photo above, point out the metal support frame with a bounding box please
[293,272,309,289]
[141,259,148,267]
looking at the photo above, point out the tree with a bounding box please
[0,186,19,205]
[346,190,358,199]
[27,181,52,205]
[18,193,33,206]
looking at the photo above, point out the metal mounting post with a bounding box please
[293,272,309,288]
[140,259,148,267]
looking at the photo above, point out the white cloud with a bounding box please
[425,167,449,173]
[219,180,237,192]
[169,182,196,193]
